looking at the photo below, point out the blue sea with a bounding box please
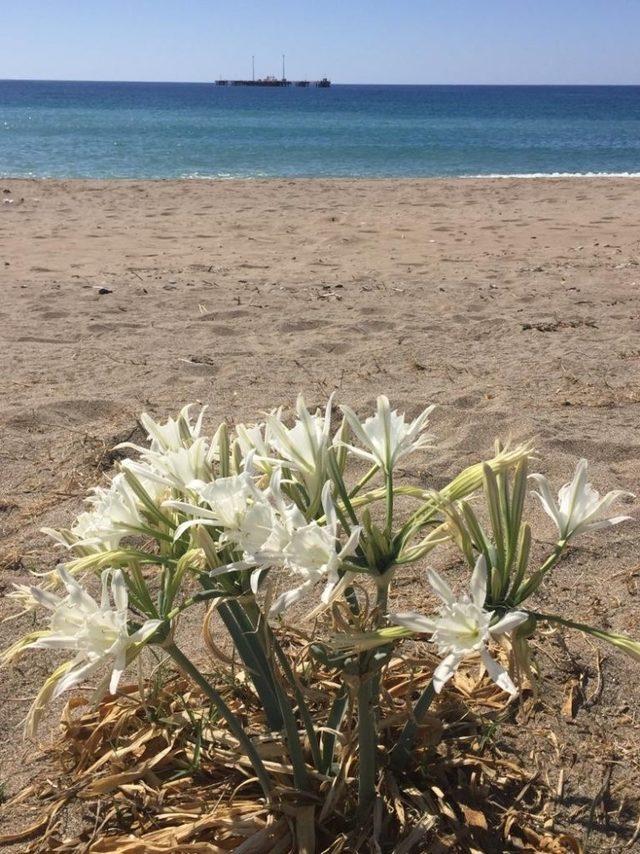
[1,80,639,179]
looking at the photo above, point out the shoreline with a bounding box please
[3,172,640,181]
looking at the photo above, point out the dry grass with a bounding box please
[0,642,583,853]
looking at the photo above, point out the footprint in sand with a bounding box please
[278,319,323,333]
[8,398,125,429]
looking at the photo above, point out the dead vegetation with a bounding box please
[1,643,587,854]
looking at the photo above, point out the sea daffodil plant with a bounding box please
[3,398,637,827]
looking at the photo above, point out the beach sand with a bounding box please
[1,177,639,847]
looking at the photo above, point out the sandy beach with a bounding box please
[1,177,639,847]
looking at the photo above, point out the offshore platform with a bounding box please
[215,55,330,88]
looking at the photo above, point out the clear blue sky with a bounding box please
[3,0,640,85]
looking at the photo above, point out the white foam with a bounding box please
[183,172,271,180]
[463,171,640,179]
[3,170,640,181]
[182,170,640,180]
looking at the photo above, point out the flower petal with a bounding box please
[480,647,517,695]
[173,517,219,541]
[338,526,362,560]
[432,651,462,693]
[163,500,219,519]
[24,585,61,611]
[389,611,437,635]
[469,555,488,608]
[426,568,455,606]
[339,405,380,461]
[490,610,528,636]
[111,570,128,613]
[57,567,98,613]
[269,580,314,618]
[109,649,127,695]
[208,560,254,578]
[28,634,82,650]
[321,481,337,535]
[250,567,268,595]
[581,514,633,534]
[52,659,102,699]
[529,473,563,532]
[129,619,164,644]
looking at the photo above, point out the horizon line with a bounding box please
[2,77,640,87]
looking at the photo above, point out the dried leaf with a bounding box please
[460,803,489,830]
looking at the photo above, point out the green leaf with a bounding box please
[217,601,284,732]
[460,502,491,567]
[326,447,358,527]
[509,522,531,602]
[507,458,529,563]
[215,422,231,477]
[122,468,176,529]
[322,688,349,774]
[530,611,640,663]
[483,463,506,576]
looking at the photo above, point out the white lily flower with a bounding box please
[530,459,633,541]
[236,424,269,457]
[6,583,53,615]
[42,472,147,552]
[122,437,210,490]
[23,568,161,702]
[265,394,334,504]
[340,395,435,472]
[390,556,527,695]
[166,470,275,558]
[271,482,361,617]
[140,404,207,452]
[115,405,208,466]
[232,422,274,476]
[261,468,307,555]
[173,469,306,595]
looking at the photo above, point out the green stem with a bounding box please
[356,579,389,816]
[526,611,640,662]
[321,688,349,775]
[527,610,614,639]
[349,484,429,512]
[375,581,389,619]
[326,448,358,528]
[348,464,379,499]
[356,671,377,818]
[390,679,436,771]
[512,539,566,603]
[127,562,160,618]
[385,468,394,538]
[369,580,390,698]
[394,523,450,565]
[165,642,273,801]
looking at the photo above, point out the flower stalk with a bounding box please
[390,678,436,770]
[356,669,378,817]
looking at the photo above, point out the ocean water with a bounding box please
[1,80,639,179]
